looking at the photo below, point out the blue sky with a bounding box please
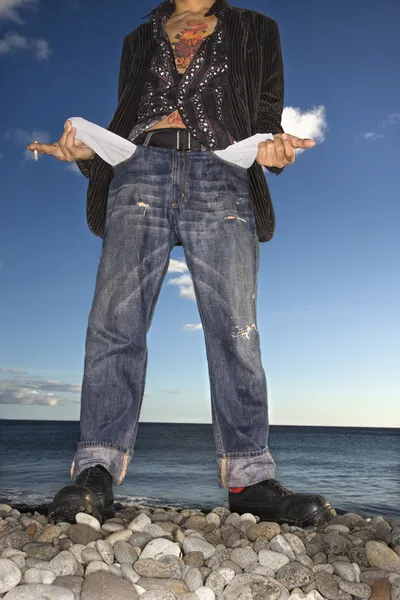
[0,0,399,426]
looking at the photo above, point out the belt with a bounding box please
[133,128,208,152]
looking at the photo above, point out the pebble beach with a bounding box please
[0,502,399,600]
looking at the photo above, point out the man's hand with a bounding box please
[256,133,316,169]
[27,120,95,162]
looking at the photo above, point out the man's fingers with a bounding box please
[287,134,316,149]
[281,134,295,164]
[64,126,78,159]
[273,136,285,163]
[58,121,75,161]
[27,142,61,157]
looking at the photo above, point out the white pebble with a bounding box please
[128,513,152,532]
[106,529,133,545]
[39,569,56,584]
[85,560,110,575]
[258,549,289,571]
[120,562,140,583]
[216,567,235,585]
[75,512,101,532]
[2,583,75,599]
[239,513,257,524]
[23,568,41,584]
[68,544,86,564]
[0,558,21,594]
[0,504,12,512]
[195,586,216,600]
[141,538,182,560]
[96,539,115,564]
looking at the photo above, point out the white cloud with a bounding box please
[0,0,40,23]
[281,105,327,154]
[0,373,81,406]
[167,273,196,301]
[361,132,384,141]
[30,37,51,60]
[382,113,400,128]
[168,258,188,274]
[0,31,51,59]
[163,389,182,394]
[183,323,202,331]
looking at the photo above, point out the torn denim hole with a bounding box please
[225,215,247,222]
[232,323,258,340]
[137,201,149,215]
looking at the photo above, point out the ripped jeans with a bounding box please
[71,144,276,488]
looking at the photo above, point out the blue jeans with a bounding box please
[71,144,276,488]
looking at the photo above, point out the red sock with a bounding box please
[229,487,245,493]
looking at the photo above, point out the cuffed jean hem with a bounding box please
[70,443,133,485]
[217,448,276,489]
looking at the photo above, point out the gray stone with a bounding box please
[184,552,205,568]
[193,587,215,600]
[360,568,389,585]
[365,541,400,574]
[109,564,122,578]
[392,578,400,600]
[137,577,190,595]
[158,555,185,579]
[8,554,25,570]
[134,559,172,579]
[205,570,225,596]
[24,542,59,561]
[129,532,153,549]
[114,540,137,564]
[106,529,133,545]
[128,513,152,532]
[3,530,32,552]
[39,570,56,585]
[183,537,215,560]
[332,560,358,582]
[313,563,334,574]
[220,559,242,574]
[75,513,101,532]
[338,580,372,598]
[321,533,352,555]
[314,569,339,600]
[269,534,296,559]
[95,539,115,564]
[258,549,290,571]
[120,562,140,584]
[24,558,47,569]
[85,560,110,575]
[324,524,351,534]
[0,558,21,594]
[349,546,369,568]
[283,533,306,556]
[296,553,314,569]
[68,543,86,565]
[3,584,75,599]
[23,567,41,583]
[81,547,102,564]
[184,566,203,591]
[67,524,102,545]
[276,561,314,591]
[229,547,258,569]
[223,574,287,600]
[140,590,177,600]
[46,551,78,577]
[174,594,198,600]
[53,575,83,598]
[81,571,140,599]
[245,522,281,542]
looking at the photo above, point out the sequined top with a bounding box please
[128,3,235,150]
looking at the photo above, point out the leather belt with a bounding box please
[133,128,208,152]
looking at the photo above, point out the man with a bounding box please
[29,0,335,527]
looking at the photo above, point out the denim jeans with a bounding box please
[71,144,276,488]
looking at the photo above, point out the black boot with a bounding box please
[229,478,336,527]
[48,464,115,524]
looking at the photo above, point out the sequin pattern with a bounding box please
[128,7,234,149]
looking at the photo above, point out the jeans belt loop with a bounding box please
[188,130,191,150]
[143,132,153,147]
[177,129,180,151]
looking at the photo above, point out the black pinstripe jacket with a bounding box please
[78,2,285,242]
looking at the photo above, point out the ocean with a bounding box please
[0,421,398,518]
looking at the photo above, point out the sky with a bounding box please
[0,0,399,427]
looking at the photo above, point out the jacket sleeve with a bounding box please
[75,36,132,178]
[256,19,285,175]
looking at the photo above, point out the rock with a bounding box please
[220,559,242,574]
[137,577,190,595]
[81,547,102,564]
[338,579,372,598]
[276,562,314,591]
[144,524,172,539]
[223,574,287,600]
[314,569,340,599]
[229,547,258,569]
[313,563,334,574]
[140,538,181,560]
[3,530,32,551]
[370,578,391,600]
[140,591,177,600]
[23,568,41,583]
[23,542,58,561]
[129,532,153,550]
[109,564,122,577]
[158,555,185,579]
[205,570,225,596]
[46,551,78,577]
[177,594,198,600]
[185,517,208,531]
[114,540,138,564]
[184,566,203,591]
[259,549,290,571]
[0,505,12,512]
[194,587,215,600]
[183,537,215,560]
[366,542,400,574]
[392,578,400,600]
[120,562,140,583]
[361,569,392,586]
[3,584,75,599]
[67,523,102,545]
[134,559,172,579]
[321,533,352,555]
[283,533,307,556]
[270,534,296,559]
[246,522,281,542]
[106,529,133,545]
[8,554,24,570]
[128,513,152,532]
[297,553,314,569]
[350,546,370,568]
[95,539,115,564]
[0,558,21,593]
[324,524,351,534]
[36,525,62,543]
[39,570,55,585]
[81,570,140,599]
[53,575,83,598]
[85,561,110,575]
[289,592,326,600]
[68,543,86,564]
[332,560,358,582]
[75,512,101,532]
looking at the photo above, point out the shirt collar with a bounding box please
[142,0,230,20]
